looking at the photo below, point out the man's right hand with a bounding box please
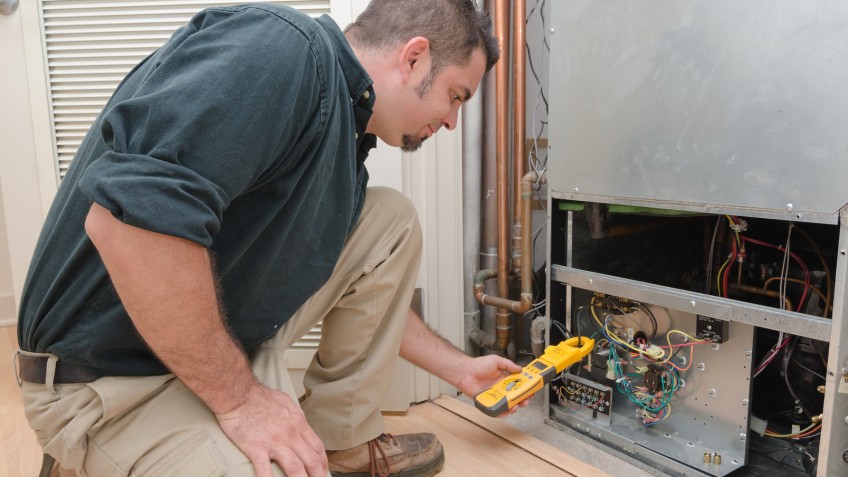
[216,384,328,477]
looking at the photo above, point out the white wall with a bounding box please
[0,189,15,322]
[0,6,47,325]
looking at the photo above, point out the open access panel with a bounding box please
[543,2,848,476]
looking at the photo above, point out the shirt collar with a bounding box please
[316,15,377,161]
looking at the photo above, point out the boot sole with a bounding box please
[330,448,445,477]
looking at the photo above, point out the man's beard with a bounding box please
[400,67,437,153]
[401,134,425,152]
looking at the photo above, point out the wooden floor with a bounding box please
[0,325,604,476]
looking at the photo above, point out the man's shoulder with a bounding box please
[196,3,323,41]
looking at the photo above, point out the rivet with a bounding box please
[690,300,697,308]
[786,203,794,212]
[742,398,749,406]
[708,388,717,397]
[550,27,556,34]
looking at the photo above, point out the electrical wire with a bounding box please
[704,216,722,294]
[782,337,815,423]
[754,334,792,377]
[794,225,833,317]
[765,422,821,439]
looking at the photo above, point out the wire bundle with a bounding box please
[585,295,709,426]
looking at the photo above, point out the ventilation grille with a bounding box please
[41,0,331,178]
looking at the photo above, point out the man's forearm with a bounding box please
[85,203,256,415]
[399,309,472,389]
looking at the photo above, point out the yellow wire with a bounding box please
[591,303,648,356]
[725,215,741,246]
[716,258,730,296]
[653,330,706,365]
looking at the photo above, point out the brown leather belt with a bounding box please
[17,353,100,384]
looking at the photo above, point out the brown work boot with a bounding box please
[328,433,445,477]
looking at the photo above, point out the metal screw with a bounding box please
[573,187,579,193]
[841,367,848,377]
[588,278,593,285]
[550,27,556,34]
[739,433,747,442]
[745,349,752,358]
[712,343,721,351]
[708,388,717,397]
[817,385,826,394]
[697,363,706,371]
[786,203,794,212]
[742,398,749,406]
[842,449,848,463]
[689,300,697,308]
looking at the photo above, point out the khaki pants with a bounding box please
[19,186,422,477]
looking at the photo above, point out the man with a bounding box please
[17,1,523,476]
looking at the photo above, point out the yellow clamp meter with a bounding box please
[474,336,595,417]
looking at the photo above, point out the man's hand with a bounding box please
[399,310,531,416]
[216,384,328,477]
[454,354,529,415]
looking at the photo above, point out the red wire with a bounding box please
[742,236,811,310]
[723,238,737,298]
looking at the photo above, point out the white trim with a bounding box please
[404,117,466,401]
[20,0,58,218]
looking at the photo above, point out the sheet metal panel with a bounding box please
[547,1,848,224]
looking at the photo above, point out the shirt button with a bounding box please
[362,90,370,100]
[355,132,359,139]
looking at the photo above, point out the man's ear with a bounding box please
[398,36,431,84]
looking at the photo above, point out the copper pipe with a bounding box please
[762,277,829,315]
[727,284,794,312]
[474,172,542,349]
[495,0,511,347]
[511,0,526,276]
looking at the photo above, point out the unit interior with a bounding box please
[545,202,835,476]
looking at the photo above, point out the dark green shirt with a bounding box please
[18,4,376,377]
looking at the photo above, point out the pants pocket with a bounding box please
[134,430,226,477]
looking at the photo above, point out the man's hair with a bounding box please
[345,0,500,75]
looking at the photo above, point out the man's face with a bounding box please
[392,48,487,152]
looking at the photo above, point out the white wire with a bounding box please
[779,223,793,310]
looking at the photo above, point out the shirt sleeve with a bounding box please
[78,6,326,247]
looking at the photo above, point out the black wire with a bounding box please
[574,305,583,345]
[638,303,659,340]
[814,340,828,368]
[782,337,814,423]
[791,356,826,381]
[524,43,549,111]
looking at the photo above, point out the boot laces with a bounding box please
[367,433,398,477]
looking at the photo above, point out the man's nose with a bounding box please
[442,108,459,130]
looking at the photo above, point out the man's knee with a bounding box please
[361,187,421,249]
